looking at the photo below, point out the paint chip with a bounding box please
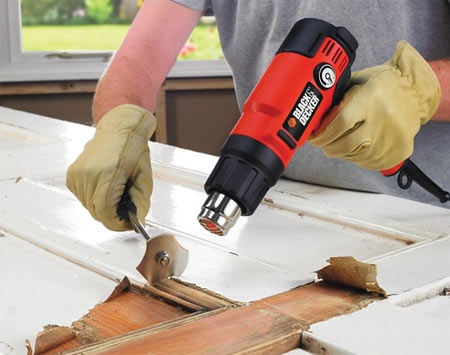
[316,256,387,297]
[104,276,131,302]
[28,325,74,355]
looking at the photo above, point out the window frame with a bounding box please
[0,0,231,83]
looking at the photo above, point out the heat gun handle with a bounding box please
[381,159,450,203]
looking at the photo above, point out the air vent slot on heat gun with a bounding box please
[323,39,348,71]
[332,48,343,63]
[339,58,349,71]
[322,39,334,56]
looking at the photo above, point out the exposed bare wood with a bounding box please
[94,303,302,355]
[40,337,80,355]
[36,277,241,354]
[236,333,305,355]
[0,81,98,95]
[73,289,188,340]
[141,284,206,312]
[257,281,381,325]
[154,278,238,310]
[39,288,190,354]
[64,281,379,354]
[0,77,234,96]
[60,309,226,355]
[154,87,168,143]
[161,77,235,91]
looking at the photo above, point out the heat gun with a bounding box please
[197,18,449,236]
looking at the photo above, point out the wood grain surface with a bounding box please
[97,303,302,355]
[257,281,381,325]
[39,289,190,354]
[78,282,380,354]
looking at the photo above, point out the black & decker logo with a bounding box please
[282,82,322,141]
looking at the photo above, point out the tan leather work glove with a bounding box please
[66,104,156,231]
[309,41,441,171]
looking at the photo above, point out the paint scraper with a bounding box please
[128,211,188,284]
[118,185,189,284]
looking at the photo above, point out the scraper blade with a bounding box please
[136,233,189,284]
[129,211,189,284]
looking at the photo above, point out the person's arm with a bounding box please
[92,0,202,124]
[67,0,203,231]
[430,60,450,121]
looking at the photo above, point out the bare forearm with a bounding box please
[430,60,450,122]
[92,0,201,124]
[93,54,158,124]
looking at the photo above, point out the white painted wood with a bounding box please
[0,106,93,141]
[1,106,450,301]
[150,177,408,276]
[273,179,450,238]
[1,107,450,354]
[389,278,450,307]
[283,348,314,355]
[304,279,450,355]
[0,230,117,355]
[0,177,308,301]
[301,332,355,355]
[370,237,450,295]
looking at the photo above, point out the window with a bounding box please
[0,0,230,82]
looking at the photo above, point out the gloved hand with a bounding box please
[66,104,156,231]
[309,41,441,171]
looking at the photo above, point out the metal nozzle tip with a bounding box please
[197,192,241,236]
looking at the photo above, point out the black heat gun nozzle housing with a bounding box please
[204,135,284,216]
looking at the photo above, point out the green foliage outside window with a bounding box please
[85,0,113,23]
[21,0,126,25]
[20,0,224,60]
[21,0,86,25]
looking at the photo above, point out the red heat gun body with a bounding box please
[198,18,449,236]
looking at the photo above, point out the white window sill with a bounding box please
[0,59,232,83]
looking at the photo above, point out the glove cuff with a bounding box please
[96,104,157,141]
[393,41,441,123]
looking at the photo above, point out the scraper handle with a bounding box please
[117,181,153,239]
[117,180,137,222]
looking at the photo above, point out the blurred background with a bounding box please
[20,0,224,60]
[1,1,237,156]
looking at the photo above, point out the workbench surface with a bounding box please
[1,107,449,354]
